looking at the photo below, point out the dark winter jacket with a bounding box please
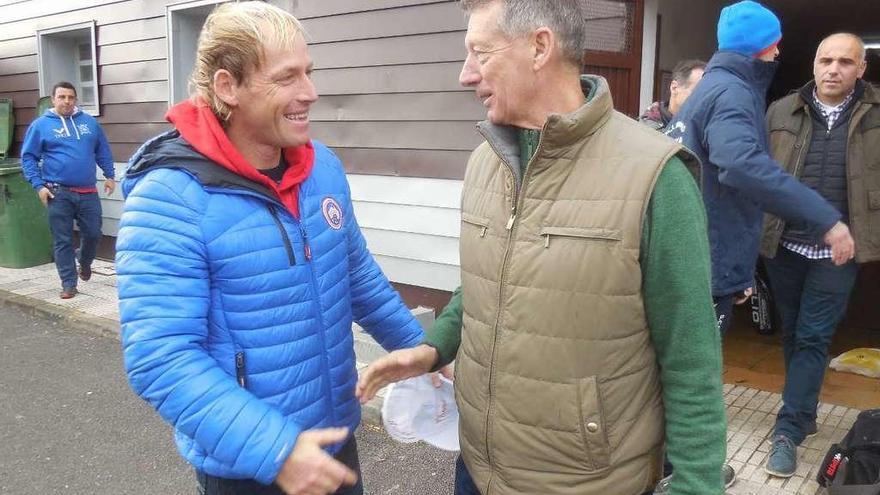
[762,81,880,263]
[666,51,840,296]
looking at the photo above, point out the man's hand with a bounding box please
[824,221,855,266]
[355,344,439,403]
[37,187,54,206]
[104,179,116,196]
[733,287,753,305]
[275,427,358,495]
[429,363,454,388]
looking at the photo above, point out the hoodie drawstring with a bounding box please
[59,115,70,137]
[70,114,80,140]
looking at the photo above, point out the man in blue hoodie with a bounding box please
[21,81,115,299]
[665,1,855,335]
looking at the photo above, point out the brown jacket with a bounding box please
[762,81,880,262]
[456,76,694,495]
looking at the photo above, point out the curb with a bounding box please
[0,288,120,340]
[0,287,388,427]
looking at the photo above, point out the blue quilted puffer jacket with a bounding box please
[116,132,423,484]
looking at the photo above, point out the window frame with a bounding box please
[36,20,100,116]
[166,0,228,106]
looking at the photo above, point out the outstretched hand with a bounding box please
[355,344,439,404]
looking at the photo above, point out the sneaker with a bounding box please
[653,464,736,493]
[722,463,736,488]
[765,434,797,478]
[60,287,78,299]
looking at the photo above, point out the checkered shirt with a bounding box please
[779,89,855,259]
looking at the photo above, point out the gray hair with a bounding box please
[460,0,587,68]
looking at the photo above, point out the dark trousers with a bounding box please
[454,456,481,495]
[46,188,102,290]
[763,249,858,445]
[713,293,736,335]
[196,437,363,495]
[454,456,654,495]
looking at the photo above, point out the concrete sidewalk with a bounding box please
[0,261,853,495]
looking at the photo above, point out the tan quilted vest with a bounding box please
[456,76,695,495]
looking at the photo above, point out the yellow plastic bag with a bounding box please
[829,348,880,378]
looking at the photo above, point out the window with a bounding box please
[167,0,227,105]
[583,0,636,54]
[166,0,295,104]
[37,21,99,115]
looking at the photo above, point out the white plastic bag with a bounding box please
[381,374,460,451]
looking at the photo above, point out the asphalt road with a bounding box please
[0,303,456,494]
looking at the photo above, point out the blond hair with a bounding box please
[190,1,305,120]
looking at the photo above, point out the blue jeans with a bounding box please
[46,188,102,290]
[763,248,858,445]
[196,436,363,495]
[454,456,481,495]
[455,456,654,494]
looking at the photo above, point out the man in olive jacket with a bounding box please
[760,33,880,478]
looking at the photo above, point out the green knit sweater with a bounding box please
[424,156,726,495]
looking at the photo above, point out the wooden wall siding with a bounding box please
[294,0,448,19]
[336,148,470,179]
[0,1,166,40]
[311,62,468,95]
[348,174,463,291]
[1,1,476,181]
[301,2,464,44]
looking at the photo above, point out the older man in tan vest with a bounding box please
[358,1,727,493]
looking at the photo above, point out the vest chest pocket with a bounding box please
[539,226,622,248]
[461,213,491,238]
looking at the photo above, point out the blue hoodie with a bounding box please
[20,107,114,190]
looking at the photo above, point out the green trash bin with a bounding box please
[0,98,53,268]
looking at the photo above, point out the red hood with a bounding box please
[166,98,314,218]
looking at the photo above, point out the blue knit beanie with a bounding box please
[717,1,781,56]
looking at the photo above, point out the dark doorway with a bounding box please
[764,0,880,100]
[581,0,644,117]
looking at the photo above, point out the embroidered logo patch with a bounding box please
[322,197,343,230]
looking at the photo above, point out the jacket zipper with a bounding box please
[208,187,333,422]
[297,219,336,425]
[299,223,313,261]
[235,351,247,388]
[267,205,296,266]
[476,126,545,492]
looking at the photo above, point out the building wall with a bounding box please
[0,0,472,294]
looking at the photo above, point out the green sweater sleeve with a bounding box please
[641,157,726,495]
[422,159,726,495]
[422,286,462,370]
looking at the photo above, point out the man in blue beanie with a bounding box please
[664,1,856,486]
[666,0,854,331]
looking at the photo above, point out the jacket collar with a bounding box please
[789,79,875,115]
[706,51,778,94]
[475,75,614,184]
